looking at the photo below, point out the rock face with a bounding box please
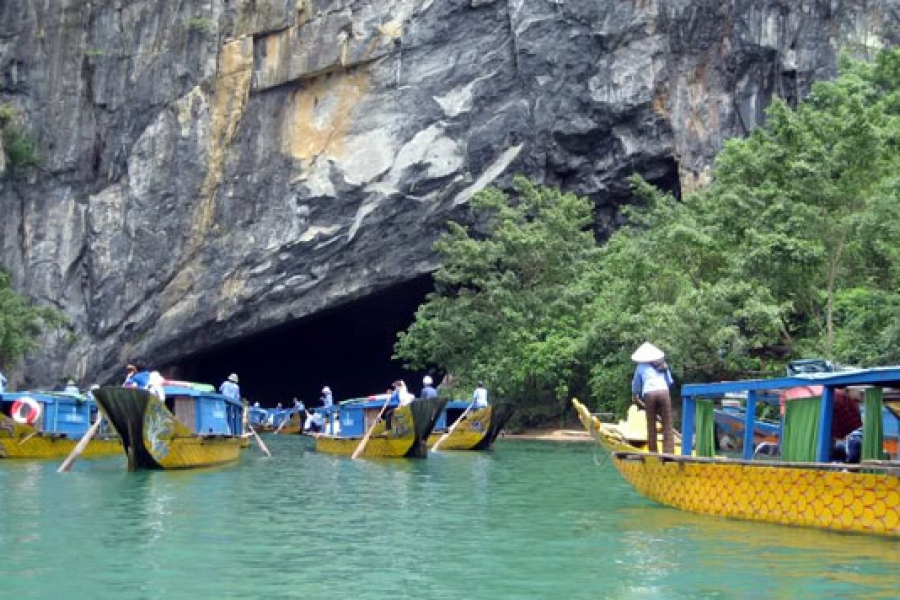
[0,0,898,386]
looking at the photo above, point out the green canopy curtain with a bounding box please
[695,399,716,457]
[863,388,884,461]
[782,397,820,462]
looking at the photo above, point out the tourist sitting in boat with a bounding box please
[781,385,862,461]
[305,409,323,433]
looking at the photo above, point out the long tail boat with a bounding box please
[92,382,246,470]
[425,401,516,451]
[0,391,121,459]
[314,397,447,458]
[574,366,900,538]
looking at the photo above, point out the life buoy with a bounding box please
[11,396,42,425]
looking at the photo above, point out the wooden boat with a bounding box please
[0,391,121,459]
[273,409,304,435]
[575,366,900,537]
[714,403,780,452]
[313,397,447,458]
[425,401,516,450]
[572,401,682,454]
[92,382,246,470]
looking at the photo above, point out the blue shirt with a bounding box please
[219,380,241,401]
[421,385,438,399]
[127,371,151,389]
[631,363,674,398]
[0,371,7,393]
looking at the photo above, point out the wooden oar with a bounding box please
[18,430,40,445]
[274,411,290,435]
[58,416,103,473]
[247,422,272,457]
[432,401,476,452]
[352,399,392,460]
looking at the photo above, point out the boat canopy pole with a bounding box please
[681,395,695,456]
[742,390,757,460]
[816,387,835,463]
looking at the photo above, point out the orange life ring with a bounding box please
[11,396,42,425]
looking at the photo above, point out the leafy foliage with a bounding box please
[582,48,900,412]
[0,269,65,371]
[397,48,900,421]
[0,103,40,173]
[394,177,600,423]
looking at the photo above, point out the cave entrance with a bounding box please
[169,275,436,408]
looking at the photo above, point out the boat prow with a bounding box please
[426,402,516,451]
[93,385,245,470]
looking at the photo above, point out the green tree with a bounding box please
[394,176,599,423]
[582,48,900,412]
[0,269,65,370]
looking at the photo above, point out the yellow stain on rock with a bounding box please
[217,276,248,320]
[196,37,254,240]
[280,71,370,163]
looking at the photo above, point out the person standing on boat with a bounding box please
[321,386,333,409]
[220,373,241,401]
[630,342,675,454]
[0,370,7,393]
[472,382,489,408]
[63,379,80,395]
[420,376,438,399]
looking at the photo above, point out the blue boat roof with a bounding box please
[161,381,243,407]
[1,390,91,404]
[682,366,900,397]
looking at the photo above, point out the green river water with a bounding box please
[1,437,898,599]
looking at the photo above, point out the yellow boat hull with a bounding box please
[614,452,900,537]
[315,434,416,457]
[572,399,900,537]
[315,398,447,458]
[0,418,121,459]
[94,387,243,470]
[426,404,515,451]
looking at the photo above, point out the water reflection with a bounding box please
[1,439,899,599]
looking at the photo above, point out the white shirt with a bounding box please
[473,386,488,408]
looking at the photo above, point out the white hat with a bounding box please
[423,376,433,386]
[631,342,664,363]
[322,386,331,394]
[228,373,239,383]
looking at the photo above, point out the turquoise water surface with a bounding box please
[1,437,898,599]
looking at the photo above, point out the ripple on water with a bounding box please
[2,438,899,599]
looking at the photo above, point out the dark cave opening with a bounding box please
[167,275,436,408]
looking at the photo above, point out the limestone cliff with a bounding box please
[0,0,897,386]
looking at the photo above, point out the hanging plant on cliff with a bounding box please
[393,176,599,419]
[0,269,65,370]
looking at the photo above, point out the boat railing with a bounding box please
[615,450,900,475]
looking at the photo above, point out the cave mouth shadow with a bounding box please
[167,275,439,408]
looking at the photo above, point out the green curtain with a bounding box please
[863,388,884,461]
[695,399,716,457]
[782,396,820,462]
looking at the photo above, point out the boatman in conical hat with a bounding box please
[630,342,675,454]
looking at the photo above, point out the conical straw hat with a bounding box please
[631,342,664,363]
